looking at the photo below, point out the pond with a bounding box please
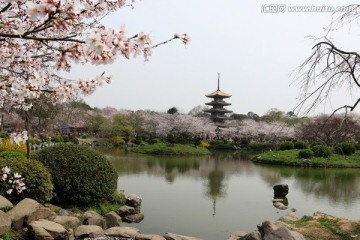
[101,148,360,240]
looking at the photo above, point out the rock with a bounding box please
[273,202,288,210]
[0,210,11,235]
[273,184,289,198]
[104,211,121,228]
[258,221,305,240]
[278,212,300,222]
[229,231,262,240]
[58,209,72,216]
[0,195,13,210]
[122,213,144,223]
[164,232,203,240]
[125,193,142,210]
[52,216,81,229]
[74,225,104,239]
[82,211,106,229]
[117,205,137,216]
[104,226,140,238]
[28,219,70,240]
[27,207,56,223]
[136,233,167,240]
[7,198,41,229]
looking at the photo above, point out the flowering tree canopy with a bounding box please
[0,0,189,143]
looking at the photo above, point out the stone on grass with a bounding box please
[0,210,11,235]
[278,212,301,222]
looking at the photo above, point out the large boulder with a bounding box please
[74,225,104,239]
[125,193,142,211]
[228,231,261,240]
[258,221,305,240]
[164,232,203,240]
[136,234,167,240]
[81,211,106,229]
[0,210,11,235]
[273,184,289,198]
[28,219,70,240]
[27,207,56,223]
[122,213,144,223]
[104,226,140,238]
[278,212,300,222]
[51,216,81,229]
[117,205,137,216]
[0,195,13,210]
[104,211,121,228]
[6,198,41,229]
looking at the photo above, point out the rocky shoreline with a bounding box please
[1,195,359,240]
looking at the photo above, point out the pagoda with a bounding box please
[204,74,232,123]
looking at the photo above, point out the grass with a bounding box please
[253,149,360,168]
[132,143,210,155]
[2,231,17,240]
[87,203,121,215]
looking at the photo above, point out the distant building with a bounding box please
[204,74,232,123]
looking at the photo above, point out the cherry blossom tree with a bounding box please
[0,0,189,144]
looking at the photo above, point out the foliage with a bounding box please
[87,192,125,215]
[311,145,332,158]
[39,134,50,142]
[294,141,308,149]
[199,140,210,148]
[33,144,117,206]
[295,114,360,145]
[167,107,178,115]
[110,136,125,146]
[0,139,27,154]
[0,151,26,160]
[279,141,294,150]
[334,142,356,156]
[261,108,285,122]
[0,158,53,203]
[254,149,360,168]
[51,135,64,143]
[298,149,314,159]
[132,143,210,155]
[1,230,17,240]
[28,138,37,145]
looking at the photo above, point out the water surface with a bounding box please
[102,149,360,240]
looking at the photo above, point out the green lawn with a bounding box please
[132,143,210,155]
[253,149,360,168]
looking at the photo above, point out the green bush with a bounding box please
[279,141,294,150]
[0,151,26,160]
[294,141,308,149]
[110,136,125,146]
[298,149,314,159]
[33,144,118,206]
[311,144,331,158]
[28,138,37,145]
[0,158,53,203]
[51,135,64,143]
[334,142,356,156]
[62,135,70,143]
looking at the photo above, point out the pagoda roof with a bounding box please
[205,101,231,106]
[205,90,231,98]
[204,108,232,113]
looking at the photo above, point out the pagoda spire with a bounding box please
[217,73,220,91]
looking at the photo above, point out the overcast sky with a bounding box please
[67,0,360,116]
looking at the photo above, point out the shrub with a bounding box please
[294,141,308,149]
[39,134,49,142]
[298,149,314,159]
[110,136,125,146]
[0,139,26,154]
[279,141,294,150]
[0,158,53,203]
[0,151,26,160]
[199,140,210,148]
[51,135,64,143]
[311,144,332,158]
[33,144,118,206]
[28,138,37,145]
[62,135,70,143]
[334,142,356,156]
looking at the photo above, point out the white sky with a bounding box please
[68,0,360,116]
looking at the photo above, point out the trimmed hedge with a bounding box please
[294,141,308,149]
[33,144,118,206]
[298,149,314,159]
[334,142,356,156]
[0,158,53,203]
[0,151,26,160]
[311,144,331,158]
[279,141,294,150]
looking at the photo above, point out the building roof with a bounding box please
[205,90,231,98]
[205,100,231,106]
